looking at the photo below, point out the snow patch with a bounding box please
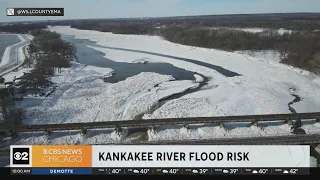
[143,98,223,119]
[207,27,292,34]
[121,80,199,120]
[2,67,32,82]
[194,74,204,83]
[302,120,320,134]
[131,57,150,64]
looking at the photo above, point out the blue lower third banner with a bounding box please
[32,168,92,175]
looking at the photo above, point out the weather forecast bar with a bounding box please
[9,145,312,175]
[10,167,310,175]
[6,8,64,16]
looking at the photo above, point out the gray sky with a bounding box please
[1,0,320,22]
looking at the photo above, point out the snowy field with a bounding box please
[1,25,319,146]
[207,27,292,34]
[2,67,32,82]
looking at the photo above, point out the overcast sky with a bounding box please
[1,0,320,22]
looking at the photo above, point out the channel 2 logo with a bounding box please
[10,146,32,167]
[12,148,29,165]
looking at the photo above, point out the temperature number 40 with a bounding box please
[169,169,179,174]
[140,169,149,174]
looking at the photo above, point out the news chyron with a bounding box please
[9,145,311,175]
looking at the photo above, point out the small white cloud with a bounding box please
[252,170,258,174]
[223,169,229,173]
[192,169,198,173]
[162,170,168,173]
[133,170,139,173]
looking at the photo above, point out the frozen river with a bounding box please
[0,34,20,63]
[62,35,197,83]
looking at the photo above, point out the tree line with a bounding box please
[160,28,320,73]
[175,19,320,31]
[23,30,77,95]
[0,30,76,126]
[0,23,47,33]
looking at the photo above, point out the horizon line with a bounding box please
[1,12,320,24]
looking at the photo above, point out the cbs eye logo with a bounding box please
[12,148,29,165]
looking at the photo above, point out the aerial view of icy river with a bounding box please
[0,34,20,64]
